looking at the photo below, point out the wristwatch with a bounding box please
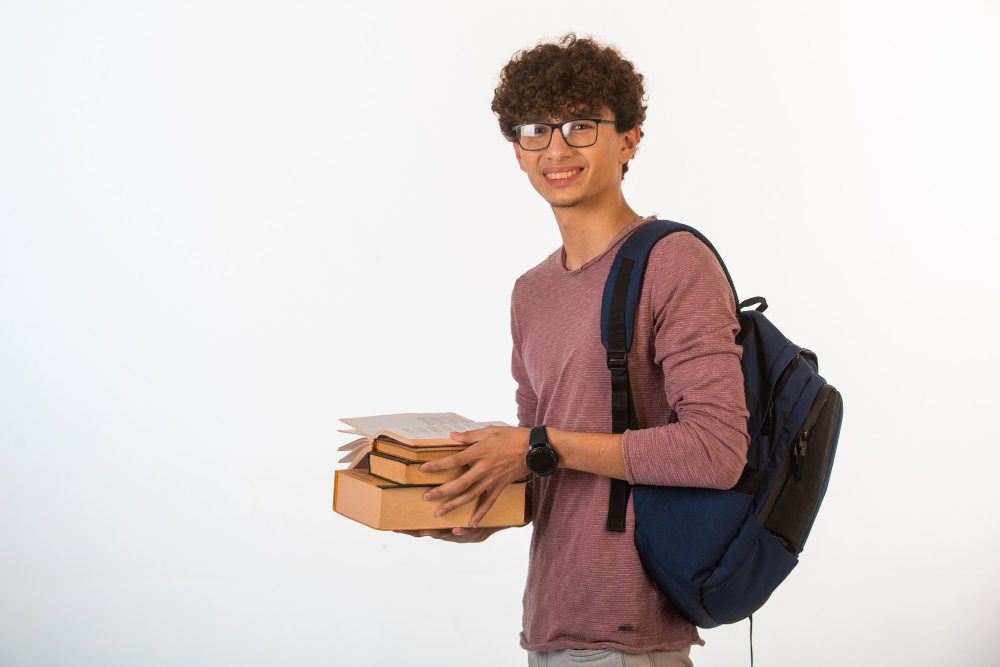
[526,425,559,476]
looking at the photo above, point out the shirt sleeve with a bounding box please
[510,280,538,430]
[510,281,537,520]
[621,232,750,489]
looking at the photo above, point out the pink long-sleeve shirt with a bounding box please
[511,221,750,652]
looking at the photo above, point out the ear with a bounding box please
[619,126,640,164]
[513,142,527,173]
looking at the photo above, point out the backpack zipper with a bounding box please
[790,388,831,481]
[763,353,801,436]
[792,429,809,481]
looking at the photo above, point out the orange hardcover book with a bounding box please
[368,451,467,485]
[333,469,528,530]
[371,438,464,462]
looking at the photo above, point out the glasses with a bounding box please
[513,118,617,151]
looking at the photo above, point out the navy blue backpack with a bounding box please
[601,220,843,628]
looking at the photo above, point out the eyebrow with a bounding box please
[521,109,604,124]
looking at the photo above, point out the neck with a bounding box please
[554,189,639,271]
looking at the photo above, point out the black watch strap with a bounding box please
[529,425,548,448]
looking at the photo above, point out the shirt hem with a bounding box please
[520,638,706,652]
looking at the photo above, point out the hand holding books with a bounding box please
[419,425,533,528]
[396,527,501,543]
[333,412,530,531]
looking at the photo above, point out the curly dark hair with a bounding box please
[492,33,647,180]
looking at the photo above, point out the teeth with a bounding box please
[545,169,581,180]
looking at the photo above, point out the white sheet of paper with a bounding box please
[340,412,507,440]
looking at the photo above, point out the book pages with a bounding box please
[337,437,369,452]
[340,412,508,444]
[347,449,370,470]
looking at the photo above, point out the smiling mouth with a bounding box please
[544,168,582,180]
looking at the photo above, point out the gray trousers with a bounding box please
[527,646,693,667]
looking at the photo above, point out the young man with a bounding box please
[408,34,750,666]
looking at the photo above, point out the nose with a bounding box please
[542,128,574,158]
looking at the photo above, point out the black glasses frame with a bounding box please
[513,119,618,151]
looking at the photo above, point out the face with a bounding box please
[512,107,639,209]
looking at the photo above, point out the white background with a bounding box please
[2,1,998,665]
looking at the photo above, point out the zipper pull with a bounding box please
[793,429,809,481]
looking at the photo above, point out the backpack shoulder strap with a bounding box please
[601,220,739,354]
[600,219,739,531]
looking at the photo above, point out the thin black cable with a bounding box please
[749,614,754,667]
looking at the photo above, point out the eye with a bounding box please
[519,124,550,137]
[568,120,597,132]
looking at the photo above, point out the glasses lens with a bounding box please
[515,120,602,150]
[562,120,599,147]
[516,124,551,151]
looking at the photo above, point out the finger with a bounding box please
[417,529,454,539]
[428,529,459,538]
[443,527,481,543]
[449,427,492,444]
[469,484,505,528]
[423,467,479,501]
[433,478,489,518]
[420,451,469,473]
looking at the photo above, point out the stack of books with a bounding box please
[333,412,529,530]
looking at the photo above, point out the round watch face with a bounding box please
[528,448,558,475]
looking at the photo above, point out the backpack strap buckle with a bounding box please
[606,348,628,370]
